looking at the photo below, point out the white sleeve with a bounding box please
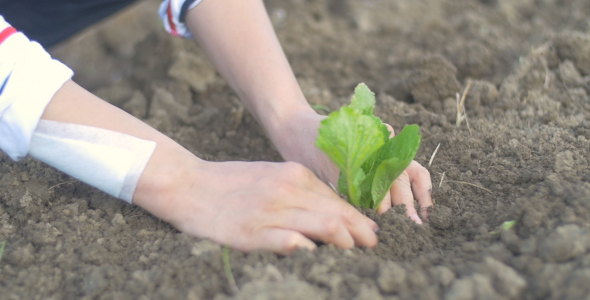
[0,15,74,161]
[159,0,204,38]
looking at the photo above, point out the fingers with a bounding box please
[268,209,355,249]
[286,192,379,248]
[405,161,433,220]
[277,161,341,200]
[250,227,317,255]
[377,190,392,215]
[390,170,423,224]
[384,124,395,138]
[337,205,379,247]
[274,163,379,245]
[387,161,433,224]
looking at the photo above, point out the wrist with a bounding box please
[132,143,205,219]
[265,107,326,161]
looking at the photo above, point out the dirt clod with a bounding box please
[406,55,461,112]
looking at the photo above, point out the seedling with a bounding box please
[490,220,516,235]
[315,83,421,209]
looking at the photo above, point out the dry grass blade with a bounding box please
[429,143,441,167]
[328,182,337,193]
[456,80,473,127]
[48,180,76,190]
[463,110,473,135]
[446,180,493,194]
[439,172,446,188]
[456,92,461,125]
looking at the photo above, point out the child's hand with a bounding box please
[270,110,433,223]
[133,152,379,254]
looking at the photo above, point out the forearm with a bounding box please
[41,80,202,209]
[185,0,315,140]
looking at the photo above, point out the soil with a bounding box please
[2,0,590,299]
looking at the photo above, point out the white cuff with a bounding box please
[0,16,74,161]
[30,120,157,203]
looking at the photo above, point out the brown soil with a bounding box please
[2,0,590,299]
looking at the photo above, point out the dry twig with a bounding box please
[463,109,473,135]
[456,80,473,127]
[328,182,337,193]
[446,180,493,194]
[428,143,441,167]
[438,172,446,188]
[48,180,76,190]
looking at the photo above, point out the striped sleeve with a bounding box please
[159,0,204,38]
[0,15,74,161]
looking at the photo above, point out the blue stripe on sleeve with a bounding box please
[179,0,199,22]
[0,72,11,96]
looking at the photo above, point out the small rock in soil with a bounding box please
[484,257,527,300]
[429,266,455,288]
[11,243,36,267]
[444,277,474,300]
[190,239,221,257]
[554,31,590,76]
[565,268,590,299]
[122,91,148,119]
[554,150,575,174]
[429,205,453,230]
[406,55,461,113]
[466,80,499,106]
[238,277,328,300]
[377,261,406,294]
[353,283,383,300]
[559,60,584,87]
[83,268,108,297]
[168,51,217,93]
[111,213,126,226]
[538,224,588,263]
[93,80,135,107]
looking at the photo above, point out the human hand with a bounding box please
[43,81,378,255]
[133,153,379,254]
[270,110,433,223]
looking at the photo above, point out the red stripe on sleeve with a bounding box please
[167,3,179,36]
[0,27,17,45]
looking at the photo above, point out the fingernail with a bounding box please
[411,214,423,225]
[373,224,380,233]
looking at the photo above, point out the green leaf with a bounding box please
[312,104,331,113]
[349,83,375,116]
[490,220,516,235]
[316,106,384,205]
[371,125,421,208]
[316,83,422,210]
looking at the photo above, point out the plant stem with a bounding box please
[223,245,239,295]
[0,240,6,262]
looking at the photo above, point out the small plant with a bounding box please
[316,83,421,209]
[490,220,516,235]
